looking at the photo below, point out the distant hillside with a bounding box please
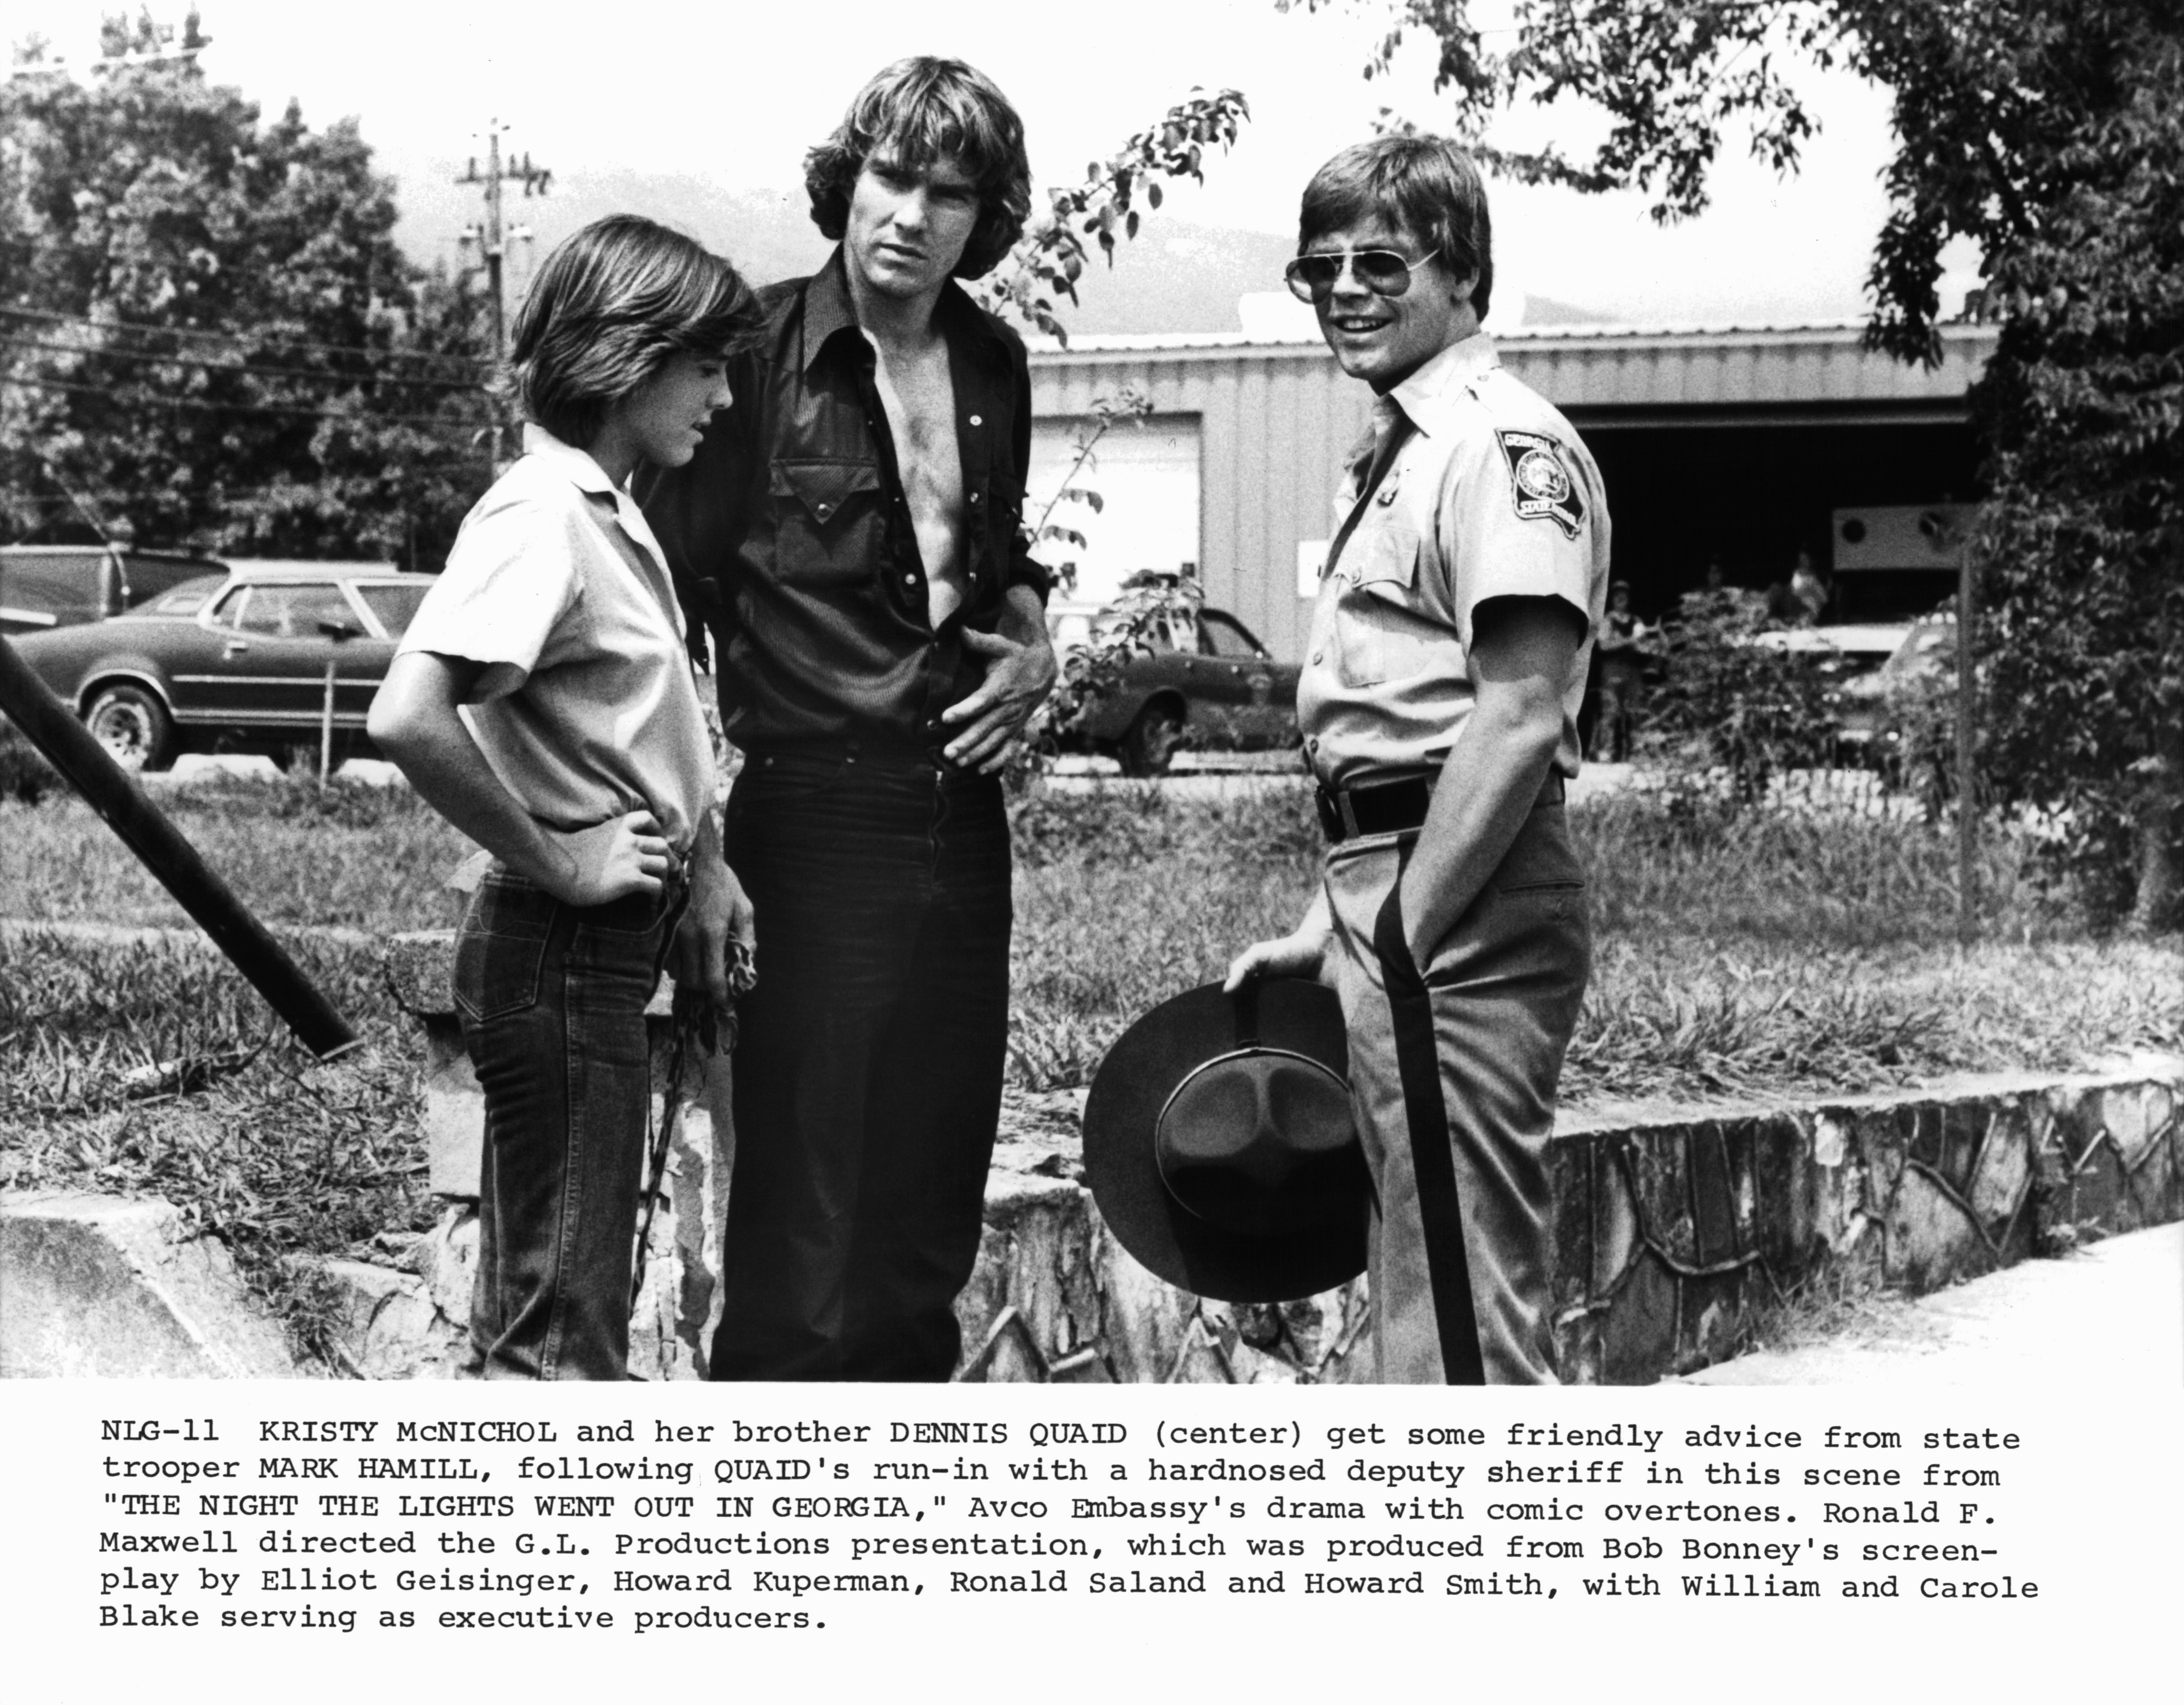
[395,168,1607,336]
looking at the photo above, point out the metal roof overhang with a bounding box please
[1027,321,1997,428]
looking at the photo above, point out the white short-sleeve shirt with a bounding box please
[1296,332,1613,786]
[399,425,716,854]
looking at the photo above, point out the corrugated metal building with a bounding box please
[1026,321,1998,661]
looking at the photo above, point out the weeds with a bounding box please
[0,718,63,805]
[1723,1258,1939,1361]
[0,929,433,1365]
[1004,781,2180,1099]
[2,772,2176,1361]
[0,773,471,933]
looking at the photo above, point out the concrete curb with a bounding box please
[0,1192,298,1379]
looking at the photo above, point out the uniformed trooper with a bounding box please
[1226,136,1612,1384]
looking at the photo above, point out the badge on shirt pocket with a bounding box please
[1496,430,1585,539]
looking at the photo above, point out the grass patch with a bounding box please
[1716,1259,1942,1363]
[1,771,2175,1359]
[1005,780,2181,1101]
[0,928,433,1364]
[0,774,472,934]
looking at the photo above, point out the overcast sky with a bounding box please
[14,0,1975,327]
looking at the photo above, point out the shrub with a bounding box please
[1636,590,1842,812]
[0,717,62,806]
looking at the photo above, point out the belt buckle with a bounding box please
[1347,770,1434,840]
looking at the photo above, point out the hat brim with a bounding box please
[1083,978,1369,1304]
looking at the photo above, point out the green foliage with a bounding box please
[1965,13,2184,926]
[1013,565,1206,783]
[977,89,1251,344]
[1299,0,2184,923]
[1025,384,1154,591]
[1636,589,1840,812]
[1,12,497,561]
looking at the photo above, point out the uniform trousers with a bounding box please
[1323,795,1591,1384]
[711,748,1012,1382]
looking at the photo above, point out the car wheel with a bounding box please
[83,684,175,771]
[1119,702,1184,778]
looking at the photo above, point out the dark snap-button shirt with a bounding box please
[638,249,1049,753]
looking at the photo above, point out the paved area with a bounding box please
[139,754,404,787]
[1679,1223,2183,1386]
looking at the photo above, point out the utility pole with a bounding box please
[455,120,550,466]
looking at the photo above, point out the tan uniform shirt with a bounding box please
[1297,333,1612,786]
[400,425,715,854]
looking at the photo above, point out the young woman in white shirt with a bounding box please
[370,216,760,1379]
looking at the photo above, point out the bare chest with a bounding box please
[869,343,966,545]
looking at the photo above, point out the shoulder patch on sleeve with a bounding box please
[1495,429,1585,539]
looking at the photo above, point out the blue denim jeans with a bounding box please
[711,748,1013,1382]
[453,866,681,1380]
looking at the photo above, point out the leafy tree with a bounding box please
[1968,22,2182,928]
[976,91,1250,779]
[977,89,1251,344]
[1,9,494,563]
[1286,0,2183,925]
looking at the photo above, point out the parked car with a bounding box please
[6,560,433,770]
[0,544,222,636]
[1059,604,1301,776]
[1836,609,1957,753]
[1748,620,1915,683]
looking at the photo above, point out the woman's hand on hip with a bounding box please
[547,810,672,906]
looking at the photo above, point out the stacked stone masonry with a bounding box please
[372,929,2182,1386]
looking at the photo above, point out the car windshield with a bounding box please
[353,581,432,639]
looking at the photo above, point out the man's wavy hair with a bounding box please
[804,57,1032,281]
[1298,136,1495,322]
[510,216,764,450]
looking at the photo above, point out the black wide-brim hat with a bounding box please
[1083,978,1370,1304]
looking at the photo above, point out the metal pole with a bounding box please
[484,121,506,361]
[0,635,361,1059]
[319,656,338,789]
[1956,548,1978,947]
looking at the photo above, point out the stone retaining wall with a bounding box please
[380,930,2182,1386]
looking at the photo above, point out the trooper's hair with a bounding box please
[804,57,1032,280]
[510,215,763,449]
[1298,136,1494,321]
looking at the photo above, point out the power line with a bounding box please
[0,372,488,430]
[0,333,487,394]
[0,303,489,375]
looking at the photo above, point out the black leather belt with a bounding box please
[1316,767,1565,843]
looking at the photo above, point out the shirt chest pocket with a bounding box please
[1334,527,1442,687]
[768,459,887,588]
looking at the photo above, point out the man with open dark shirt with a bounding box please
[641,58,1057,1382]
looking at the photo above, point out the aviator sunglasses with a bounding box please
[1284,247,1442,304]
